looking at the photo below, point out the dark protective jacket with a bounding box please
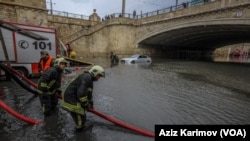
[61,71,94,115]
[37,66,63,94]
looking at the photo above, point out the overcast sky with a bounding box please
[46,0,190,18]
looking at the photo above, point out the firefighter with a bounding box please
[38,50,54,74]
[110,51,119,67]
[37,57,67,116]
[61,65,105,131]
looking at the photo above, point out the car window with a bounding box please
[131,54,139,58]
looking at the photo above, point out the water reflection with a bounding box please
[213,56,250,63]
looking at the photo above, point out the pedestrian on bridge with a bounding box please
[133,10,136,18]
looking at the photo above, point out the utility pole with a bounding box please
[50,0,52,14]
[176,0,178,10]
[122,0,126,17]
[49,0,55,15]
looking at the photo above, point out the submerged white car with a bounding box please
[120,54,152,64]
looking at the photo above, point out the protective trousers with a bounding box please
[39,93,58,116]
[70,111,86,131]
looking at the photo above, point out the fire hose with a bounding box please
[0,100,42,124]
[89,109,155,137]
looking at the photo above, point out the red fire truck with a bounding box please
[0,20,67,78]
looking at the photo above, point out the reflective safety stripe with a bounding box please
[42,104,45,113]
[47,80,56,91]
[76,115,83,128]
[79,96,88,103]
[36,89,53,95]
[38,80,57,95]
[47,80,56,89]
[87,88,92,92]
[37,90,43,94]
[61,101,85,115]
[50,89,57,94]
[40,82,48,88]
[87,88,93,102]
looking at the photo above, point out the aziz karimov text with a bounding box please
[155,125,250,141]
[159,128,218,136]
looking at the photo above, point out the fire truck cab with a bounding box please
[0,20,67,78]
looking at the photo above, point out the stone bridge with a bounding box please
[56,0,250,58]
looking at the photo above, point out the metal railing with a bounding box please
[48,0,213,20]
[48,10,89,20]
[98,0,214,20]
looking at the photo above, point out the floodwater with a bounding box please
[1,57,250,141]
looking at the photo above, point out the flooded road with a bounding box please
[1,58,250,141]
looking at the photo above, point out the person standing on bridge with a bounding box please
[37,57,67,116]
[133,10,136,18]
[61,65,105,131]
[38,50,54,74]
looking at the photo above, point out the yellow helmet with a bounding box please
[70,51,76,57]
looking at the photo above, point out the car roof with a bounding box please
[131,54,140,57]
[131,54,150,57]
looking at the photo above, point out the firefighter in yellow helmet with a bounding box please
[61,65,105,131]
[37,57,67,116]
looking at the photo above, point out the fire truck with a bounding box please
[0,20,67,78]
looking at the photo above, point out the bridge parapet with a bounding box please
[136,0,250,25]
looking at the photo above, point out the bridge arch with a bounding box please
[137,18,250,51]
